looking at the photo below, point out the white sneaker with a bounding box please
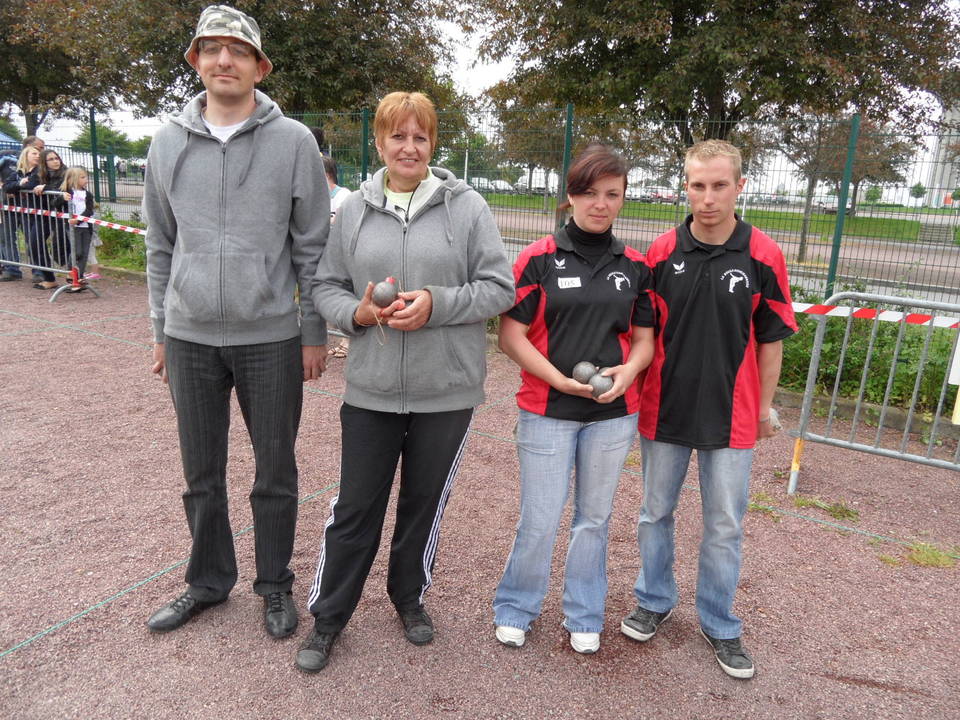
[495,625,526,648]
[568,631,600,654]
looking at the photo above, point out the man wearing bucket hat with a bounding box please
[143,5,329,639]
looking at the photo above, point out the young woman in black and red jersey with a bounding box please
[492,145,655,654]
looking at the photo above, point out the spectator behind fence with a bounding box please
[322,154,352,358]
[492,145,655,655]
[620,140,797,680]
[9,146,58,289]
[296,90,514,674]
[0,148,23,281]
[55,167,95,289]
[22,149,70,281]
[143,3,329,641]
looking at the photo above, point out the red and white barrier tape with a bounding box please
[1,204,145,235]
[792,302,959,329]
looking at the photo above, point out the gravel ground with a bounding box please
[1,274,957,720]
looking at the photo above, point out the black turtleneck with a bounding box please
[565,219,612,267]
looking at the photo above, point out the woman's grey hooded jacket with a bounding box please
[312,167,514,413]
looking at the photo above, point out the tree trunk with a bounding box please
[798,174,818,264]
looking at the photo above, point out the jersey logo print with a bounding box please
[554,257,566,269]
[672,261,685,275]
[720,269,750,294]
[557,277,581,289]
[606,271,630,291]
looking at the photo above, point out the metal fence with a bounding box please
[787,292,960,494]
[299,108,960,304]
[18,107,960,303]
[0,190,101,300]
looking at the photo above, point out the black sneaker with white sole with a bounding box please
[700,629,755,679]
[620,605,672,642]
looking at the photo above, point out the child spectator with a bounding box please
[59,166,95,289]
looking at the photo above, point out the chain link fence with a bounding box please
[10,108,958,303]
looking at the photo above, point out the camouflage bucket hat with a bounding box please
[184,4,273,74]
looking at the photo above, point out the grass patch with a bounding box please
[878,554,902,567]
[97,209,146,272]
[748,491,781,522]
[792,494,860,522]
[905,543,957,568]
[624,450,642,468]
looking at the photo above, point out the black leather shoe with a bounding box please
[146,592,226,633]
[398,605,434,645]
[264,591,298,638]
[295,629,339,673]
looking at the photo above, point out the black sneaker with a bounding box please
[295,629,339,673]
[145,591,226,633]
[398,605,434,645]
[700,629,755,679]
[620,605,673,642]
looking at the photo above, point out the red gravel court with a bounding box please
[1,273,957,720]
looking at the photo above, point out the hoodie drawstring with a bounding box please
[237,122,261,187]
[169,133,192,190]
[442,190,454,245]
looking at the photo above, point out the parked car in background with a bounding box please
[626,185,655,202]
[650,187,678,204]
[469,177,494,193]
[490,180,515,194]
[817,197,853,215]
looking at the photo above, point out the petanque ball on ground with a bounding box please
[589,373,614,398]
[572,361,597,384]
[372,278,398,308]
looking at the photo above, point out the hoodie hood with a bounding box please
[351,165,469,252]
[166,89,282,188]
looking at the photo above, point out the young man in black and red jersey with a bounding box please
[620,140,797,679]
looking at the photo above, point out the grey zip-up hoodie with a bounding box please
[144,90,329,347]
[312,166,514,413]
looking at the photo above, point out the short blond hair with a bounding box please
[62,166,89,193]
[374,92,438,151]
[684,140,742,181]
[17,145,39,174]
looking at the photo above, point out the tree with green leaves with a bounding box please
[470,0,960,143]
[0,115,22,143]
[2,0,468,134]
[865,186,882,203]
[911,183,926,200]
[71,123,133,158]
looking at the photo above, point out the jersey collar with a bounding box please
[677,214,751,253]
[554,226,625,255]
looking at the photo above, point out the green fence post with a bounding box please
[89,109,101,203]
[557,103,574,229]
[825,113,860,299]
[106,146,117,202]
[361,108,370,181]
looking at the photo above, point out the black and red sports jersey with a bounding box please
[639,217,797,449]
[508,226,654,421]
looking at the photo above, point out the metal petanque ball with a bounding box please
[372,278,399,308]
[588,372,613,398]
[572,361,597,385]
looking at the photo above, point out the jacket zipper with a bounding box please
[218,141,227,345]
[399,218,409,414]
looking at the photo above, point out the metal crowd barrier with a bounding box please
[788,292,960,494]
[0,191,100,302]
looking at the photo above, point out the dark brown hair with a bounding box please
[559,144,628,211]
[38,149,64,184]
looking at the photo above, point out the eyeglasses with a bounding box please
[197,39,257,59]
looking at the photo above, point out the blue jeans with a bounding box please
[494,410,637,633]
[632,437,753,639]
